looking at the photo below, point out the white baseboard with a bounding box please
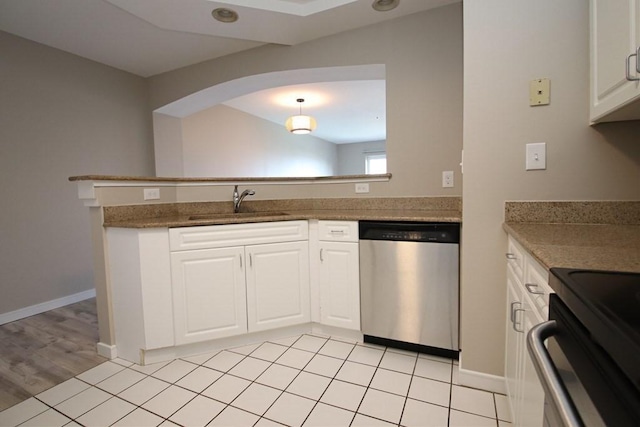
[0,289,97,325]
[141,324,313,366]
[458,367,507,394]
[96,342,118,359]
[311,323,364,343]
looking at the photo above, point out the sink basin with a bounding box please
[188,212,289,220]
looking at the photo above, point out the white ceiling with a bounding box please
[224,80,386,144]
[0,0,458,144]
[0,0,459,77]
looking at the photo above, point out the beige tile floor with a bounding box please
[0,334,512,427]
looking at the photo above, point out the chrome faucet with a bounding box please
[233,185,255,213]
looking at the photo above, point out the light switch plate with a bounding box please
[529,78,550,106]
[526,143,546,170]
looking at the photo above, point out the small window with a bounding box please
[365,152,387,174]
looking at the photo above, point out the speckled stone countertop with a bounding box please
[108,209,461,228]
[503,201,640,273]
[103,197,462,228]
[68,173,390,182]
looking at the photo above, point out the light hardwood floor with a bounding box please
[0,298,106,411]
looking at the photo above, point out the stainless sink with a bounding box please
[187,212,289,220]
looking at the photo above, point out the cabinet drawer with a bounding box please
[506,235,525,281]
[170,220,309,251]
[318,221,358,242]
[524,256,552,319]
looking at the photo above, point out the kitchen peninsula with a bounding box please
[70,174,462,364]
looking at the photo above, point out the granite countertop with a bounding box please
[105,209,462,228]
[503,222,640,274]
[68,173,390,182]
[101,197,462,228]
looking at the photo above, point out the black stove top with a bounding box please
[550,268,640,390]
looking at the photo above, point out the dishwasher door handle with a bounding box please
[527,320,584,427]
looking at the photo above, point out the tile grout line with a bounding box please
[447,359,454,427]
[6,333,501,427]
[120,358,205,423]
[225,333,327,424]
[397,349,420,427]
[349,343,388,425]
[297,334,358,427]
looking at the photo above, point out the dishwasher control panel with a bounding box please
[359,221,460,244]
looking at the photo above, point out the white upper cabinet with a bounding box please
[590,0,640,122]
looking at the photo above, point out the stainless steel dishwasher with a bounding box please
[359,221,460,358]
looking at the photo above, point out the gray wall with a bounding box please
[0,31,154,315]
[337,140,386,175]
[179,105,337,177]
[462,0,640,377]
[149,4,464,198]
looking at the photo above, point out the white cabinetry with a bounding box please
[171,246,246,345]
[317,221,360,330]
[169,221,309,345]
[590,0,640,122]
[106,227,175,363]
[504,235,552,427]
[246,241,310,332]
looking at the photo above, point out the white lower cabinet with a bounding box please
[315,221,360,330]
[246,241,310,332]
[318,240,360,329]
[505,234,550,427]
[170,221,310,344]
[173,240,310,343]
[106,221,311,363]
[107,227,175,363]
[519,296,545,427]
[504,268,523,413]
[171,246,247,345]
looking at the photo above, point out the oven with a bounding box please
[527,268,640,427]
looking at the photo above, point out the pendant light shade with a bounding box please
[285,99,317,134]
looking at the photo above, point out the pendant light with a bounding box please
[285,98,317,135]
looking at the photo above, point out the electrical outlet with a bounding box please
[143,188,160,200]
[442,171,454,188]
[355,183,370,193]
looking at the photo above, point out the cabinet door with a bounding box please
[246,241,310,332]
[520,295,545,427]
[505,268,524,424]
[590,0,640,121]
[171,247,247,344]
[318,241,360,330]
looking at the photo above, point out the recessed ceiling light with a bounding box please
[372,0,400,12]
[211,8,239,23]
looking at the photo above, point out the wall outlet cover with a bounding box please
[144,188,160,200]
[355,183,370,193]
[442,171,454,188]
